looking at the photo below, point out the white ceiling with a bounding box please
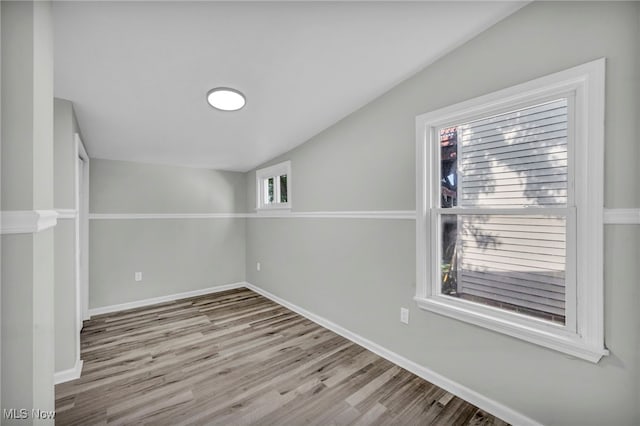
[53,1,523,172]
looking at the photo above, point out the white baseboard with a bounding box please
[243,282,541,426]
[54,359,84,385]
[87,282,245,317]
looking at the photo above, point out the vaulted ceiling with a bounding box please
[53,1,523,171]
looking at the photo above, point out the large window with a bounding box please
[256,160,291,210]
[415,59,607,362]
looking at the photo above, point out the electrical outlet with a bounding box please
[135,272,142,282]
[256,262,261,271]
[400,307,409,324]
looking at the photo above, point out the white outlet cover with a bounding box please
[135,272,142,281]
[257,262,261,271]
[400,307,409,324]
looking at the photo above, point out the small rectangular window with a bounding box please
[256,161,291,210]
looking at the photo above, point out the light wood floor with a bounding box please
[55,288,509,425]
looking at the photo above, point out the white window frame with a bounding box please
[256,160,292,211]
[415,58,608,363]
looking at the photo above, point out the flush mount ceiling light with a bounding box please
[206,87,246,111]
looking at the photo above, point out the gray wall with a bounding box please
[91,159,247,214]
[245,2,640,425]
[54,99,80,208]
[1,1,55,423]
[53,98,83,374]
[89,159,246,308]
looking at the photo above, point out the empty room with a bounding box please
[1,0,639,425]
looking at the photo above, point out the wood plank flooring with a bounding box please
[55,288,509,425]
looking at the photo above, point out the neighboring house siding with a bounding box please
[455,99,569,319]
[458,215,566,317]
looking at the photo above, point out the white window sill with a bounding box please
[414,295,609,363]
[256,205,292,213]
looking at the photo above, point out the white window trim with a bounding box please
[415,58,608,363]
[256,160,292,211]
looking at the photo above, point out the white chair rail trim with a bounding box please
[0,210,58,234]
[56,209,78,219]
[87,209,636,223]
[603,208,640,224]
[88,211,416,220]
[89,213,249,220]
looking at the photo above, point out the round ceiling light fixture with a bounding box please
[206,87,246,111]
